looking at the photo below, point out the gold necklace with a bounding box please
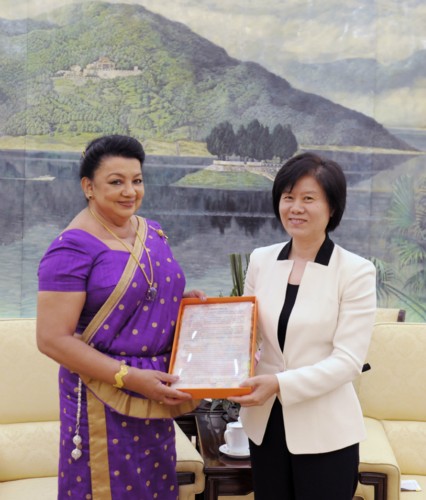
[88,207,157,301]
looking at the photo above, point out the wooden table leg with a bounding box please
[204,476,220,500]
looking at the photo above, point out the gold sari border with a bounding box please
[87,390,112,500]
[82,375,200,419]
[80,216,147,345]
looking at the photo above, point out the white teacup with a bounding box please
[224,419,249,454]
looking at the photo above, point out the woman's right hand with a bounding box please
[126,368,192,405]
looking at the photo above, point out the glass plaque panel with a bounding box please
[169,296,257,398]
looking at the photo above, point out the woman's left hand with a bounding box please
[183,289,207,300]
[228,374,279,407]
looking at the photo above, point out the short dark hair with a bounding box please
[272,152,347,232]
[79,135,145,180]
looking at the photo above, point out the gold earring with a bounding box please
[87,194,93,200]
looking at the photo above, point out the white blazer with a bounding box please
[239,237,376,454]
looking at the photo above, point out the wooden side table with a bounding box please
[195,413,253,500]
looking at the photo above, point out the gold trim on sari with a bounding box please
[87,390,112,500]
[80,217,148,346]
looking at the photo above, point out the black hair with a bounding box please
[79,135,145,180]
[272,152,347,232]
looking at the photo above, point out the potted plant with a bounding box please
[210,398,241,422]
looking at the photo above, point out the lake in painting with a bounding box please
[1,128,425,317]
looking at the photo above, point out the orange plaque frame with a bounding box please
[168,296,257,399]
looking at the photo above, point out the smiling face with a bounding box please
[279,174,332,245]
[82,155,144,225]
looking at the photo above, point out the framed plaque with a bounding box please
[168,296,257,398]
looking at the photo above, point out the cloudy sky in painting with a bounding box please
[2,0,426,127]
[3,0,426,65]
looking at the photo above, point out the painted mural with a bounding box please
[0,0,425,319]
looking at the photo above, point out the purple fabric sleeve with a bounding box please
[38,230,95,292]
[37,229,136,331]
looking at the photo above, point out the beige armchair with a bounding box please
[355,322,426,500]
[375,307,406,323]
[0,319,204,499]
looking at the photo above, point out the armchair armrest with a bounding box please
[174,421,205,499]
[356,417,400,500]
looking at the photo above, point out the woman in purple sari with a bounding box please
[37,135,205,500]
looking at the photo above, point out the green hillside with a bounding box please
[0,1,414,152]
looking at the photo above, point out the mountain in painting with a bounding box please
[0,1,414,150]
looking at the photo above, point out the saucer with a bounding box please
[219,444,250,459]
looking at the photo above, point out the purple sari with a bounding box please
[38,217,197,500]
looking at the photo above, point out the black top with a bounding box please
[277,283,299,350]
[276,235,334,350]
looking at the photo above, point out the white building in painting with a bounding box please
[55,57,141,79]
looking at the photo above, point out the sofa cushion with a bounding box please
[0,319,59,424]
[0,477,57,500]
[0,421,59,481]
[358,323,426,421]
[383,421,426,475]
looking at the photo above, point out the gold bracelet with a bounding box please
[113,362,129,389]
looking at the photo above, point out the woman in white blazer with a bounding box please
[230,153,376,499]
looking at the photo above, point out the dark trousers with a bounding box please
[249,399,359,500]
